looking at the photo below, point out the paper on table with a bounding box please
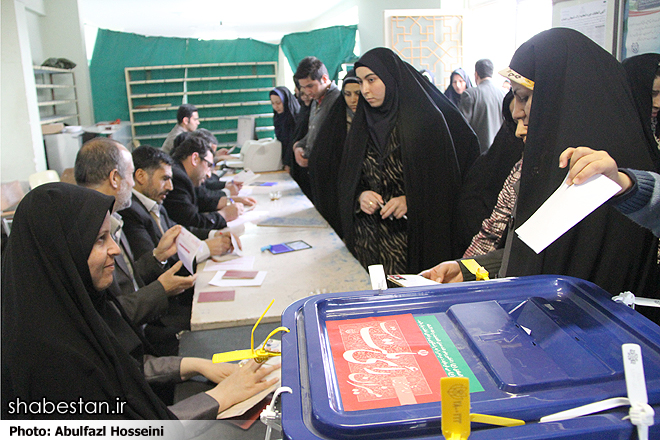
[232,170,260,185]
[217,357,281,419]
[226,210,269,229]
[204,256,256,272]
[209,270,267,287]
[515,172,621,254]
[176,227,202,274]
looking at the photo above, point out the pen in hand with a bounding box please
[378,202,408,220]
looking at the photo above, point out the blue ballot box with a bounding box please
[279,275,660,439]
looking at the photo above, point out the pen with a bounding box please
[378,202,408,220]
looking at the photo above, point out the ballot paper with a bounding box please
[176,227,202,274]
[204,256,256,272]
[515,172,622,254]
[209,270,267,287]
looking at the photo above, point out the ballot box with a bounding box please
[279,275,660,439]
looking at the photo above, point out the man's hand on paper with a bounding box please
[157,261,196,296]
[219,202,244,222]
[153,225,181,262]
[232,196,257,207]
[559,147,632,195]
[205,233,232,256]
[419,261,463,283]
[205,359,281,413]
[225,181,242,196]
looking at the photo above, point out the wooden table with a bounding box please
[190,172,370,330]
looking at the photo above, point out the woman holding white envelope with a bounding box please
[421,28,659,314]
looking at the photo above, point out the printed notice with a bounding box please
[560,0,607,48]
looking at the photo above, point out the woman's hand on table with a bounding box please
[205,359,281,413]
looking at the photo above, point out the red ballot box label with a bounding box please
[326,313,447,411]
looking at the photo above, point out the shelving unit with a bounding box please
[34,65,80,125]
[125,62,277,148]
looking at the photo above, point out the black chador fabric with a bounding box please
[455,90,524,253]
[503,28,659,301]
[308,72,359,238]
[270,86,300,168]
[338,48,478,273]
[622,53,660,172]
[403,62,480,181]
[290,100,313,199]
[1,183,175,420]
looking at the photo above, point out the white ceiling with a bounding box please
[78,0,358,43]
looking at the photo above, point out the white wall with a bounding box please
[1,0,94,184]
[1,0,48,182]
[37,0,94,126]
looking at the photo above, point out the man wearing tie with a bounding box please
[119,145,234,265]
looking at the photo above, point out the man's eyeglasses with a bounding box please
[201,157,215,168]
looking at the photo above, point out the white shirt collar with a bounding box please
[132,188,160,216]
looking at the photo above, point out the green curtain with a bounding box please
[89,29,279,123]
[280,25,358,81]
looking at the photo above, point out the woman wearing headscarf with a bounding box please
[308,70,360,237]
[622,53,660,171]
[1,183,278,419]
[270,86,300,171]
[422,28,659,308]
[454,89,525,254]
[444,68,473,108]
[338,48,479,274]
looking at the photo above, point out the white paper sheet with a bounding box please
[232,169,260,185]
[230,233,244,257]
[176,227,203,274]
[515,173,621,254]
[209,270,267,287]
[226,210,269,228]
[203,256,256,272]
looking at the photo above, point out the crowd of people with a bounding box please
[272,28,659,315]
[2,27,659,421]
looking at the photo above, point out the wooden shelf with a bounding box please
[125,61,277,148]
[34,66,80,126]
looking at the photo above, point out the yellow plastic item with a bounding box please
[441,377,525,440]
[460,259,490,281]
[211,299,290,364]
[441,377,471,440]
[469,413,525,427]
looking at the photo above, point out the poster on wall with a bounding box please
[623,0,660,59]
[559,0,608,49]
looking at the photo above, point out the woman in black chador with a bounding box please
[338,47,479,274]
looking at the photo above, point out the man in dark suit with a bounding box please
[74,137,195,328]
[119,145,234,265]
[163,134,244,229]
[459,59,507,153]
